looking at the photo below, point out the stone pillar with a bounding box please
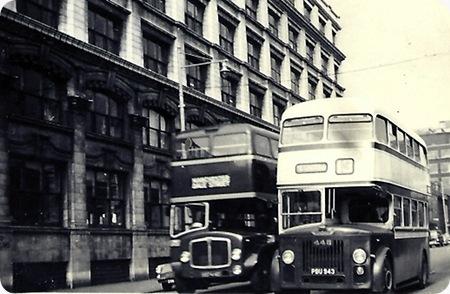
[67,232,91,288]
[66,94,92,288]
[129,114,149,281]
[0,70,14,292]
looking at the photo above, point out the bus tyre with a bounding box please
[275,289,309,294]
[161,282,173,291]
[174,276,195,293]
[418,254,429,289]
[381,258,393,294]
[250,266,270,293]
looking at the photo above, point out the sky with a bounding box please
[326,0,450,131]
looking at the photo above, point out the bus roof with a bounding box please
[175,123,279,140]
[281,98,427,147]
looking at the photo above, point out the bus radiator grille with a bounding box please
[191,238,230,267]
[302,240,344,273]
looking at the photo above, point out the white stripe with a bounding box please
[171,154,276,166]
[170,192,276,203]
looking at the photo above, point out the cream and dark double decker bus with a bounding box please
[271,98,430,293]
[169,123,279,293]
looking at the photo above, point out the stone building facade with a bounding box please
[0,0,345,291]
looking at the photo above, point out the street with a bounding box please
[151,246,450,294]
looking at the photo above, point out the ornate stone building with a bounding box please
[0,0,345,291]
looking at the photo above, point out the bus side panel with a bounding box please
[374,148,429,196]
[277,146,375,186]
[393,229,428,284]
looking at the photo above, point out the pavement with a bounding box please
[56,279,164,293]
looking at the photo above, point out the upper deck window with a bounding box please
[213,133,248,156]
[281,116,324,145]
[176,136,210,159]
[375,116,388,144]
[176,133,250,159]
[388,122,398,149]
[327,114,373,141]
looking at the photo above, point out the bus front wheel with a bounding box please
[381,258,393,294]
[174,276,196,293]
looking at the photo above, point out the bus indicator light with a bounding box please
[231,248,242,261]
[232,265,242,275]
[180,251,190,263]
[335,158,354,175]
[356,266,365,276]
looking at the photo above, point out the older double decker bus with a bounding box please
[169,123,278,293]
[270,98,430,293]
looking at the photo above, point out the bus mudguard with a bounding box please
[372,246,391,292]
[269,250,281,293]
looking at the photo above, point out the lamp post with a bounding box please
[178,46,228,132]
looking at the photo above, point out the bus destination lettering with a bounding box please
[192,175,231,189]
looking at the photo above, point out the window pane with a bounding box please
[327,114,373,141]
[376,116,388,144]
[255,134,272,157]
[281,116,324,144]
[281,190,321,228]
[394,196,402,226]
[10,160,62,226]
[403,198,410,226]
[87,170,124,227]
[388,123,398,149]
[213,133,248,156]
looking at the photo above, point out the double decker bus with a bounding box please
[169,123,279,293]
[270,98,430,293]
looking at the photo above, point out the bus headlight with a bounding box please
[352,248,367,264]
[180,251,190,263]
[231,248,242,261]
[282,250,295,265]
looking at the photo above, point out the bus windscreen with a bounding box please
[281,116,324,145]
[327,114,373,141]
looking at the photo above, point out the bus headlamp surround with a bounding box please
[282,250,295,265]
[231,248,242,261]
[352,248,367,264]
[180,251,190,263]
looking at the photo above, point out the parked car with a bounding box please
[429,223,445,247]
[155,263,175,291]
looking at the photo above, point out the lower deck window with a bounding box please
[86,170,125,227]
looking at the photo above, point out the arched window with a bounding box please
[142,108,172,150]
[11,66,65,123]
[87,91,124,138]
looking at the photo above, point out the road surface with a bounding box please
[153,245,450,293]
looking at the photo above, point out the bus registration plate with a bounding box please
[311,268,336,275]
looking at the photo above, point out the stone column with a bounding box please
[0,68,14,292]
[66,94,92,288]
[129,114,149,281]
